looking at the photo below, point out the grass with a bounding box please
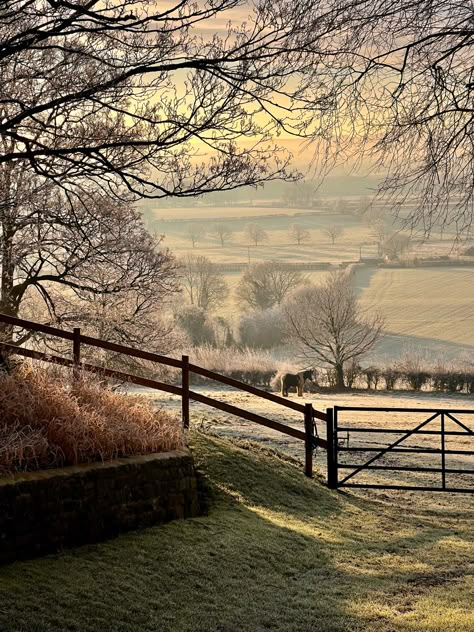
[0,431,472,632]
[359,267,474,348]
[0,366,183,473]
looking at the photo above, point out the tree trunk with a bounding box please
[0,204,17,344]
[335,363,345,389]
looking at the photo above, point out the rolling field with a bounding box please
[358,268,474,349]
[153,203,473,359]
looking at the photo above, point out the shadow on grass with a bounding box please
[0,433,471,632]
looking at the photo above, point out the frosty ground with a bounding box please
[138,386,474,512]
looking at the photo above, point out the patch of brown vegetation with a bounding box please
[0,365,183,474]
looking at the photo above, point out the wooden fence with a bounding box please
[0,314,327,477]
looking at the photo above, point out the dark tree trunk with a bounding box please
[335,363,345,389]
[0,219,17,344]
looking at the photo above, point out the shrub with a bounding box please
[398,352,432,390]
[0,366,183,474]
[189,345,286,387]
[175,305,216,346]
[363,367,381,390]
[431,369,466,393]
[466,373,474,393]
[344,360,362,388]
[324,367,338,388]
[237,307,286,349]
[381,367,402,390]
[402,370,431,391]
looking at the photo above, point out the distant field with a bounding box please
[152,204,313,220]
[155,205,461,265]
[156,204,473,359]
[158,211,377,264]
[358,267,474,348]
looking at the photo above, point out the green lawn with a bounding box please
[0,432,472,632]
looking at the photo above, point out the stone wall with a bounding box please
[0,449,200,565]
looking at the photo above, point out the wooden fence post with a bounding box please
[182,354,190,429]
[326,407,338,489]
[304,403,313,478]
[73,327,81,381]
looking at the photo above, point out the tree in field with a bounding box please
[211,224,234,247]
[284,273,384,389]
[236,261,305,310]
[382,233,411,260]
[283,181,316,208]
[323,225,343,244]
[0,164,179,348]
[185,224,206,249]
[244,223,268,247]
[181,255,228,312]
[371,221,389,256]
[289,224,311,246]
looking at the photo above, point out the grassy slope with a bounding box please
[0,432,472,632]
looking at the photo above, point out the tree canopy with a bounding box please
[1,0,472,228]
[0,0,335,199]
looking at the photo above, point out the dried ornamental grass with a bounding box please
[0,365,184,474]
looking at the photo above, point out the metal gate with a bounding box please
[326,406,474,493]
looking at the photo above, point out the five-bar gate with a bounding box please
[326,406,474,493]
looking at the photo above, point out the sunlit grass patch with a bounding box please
[0,431,471,632]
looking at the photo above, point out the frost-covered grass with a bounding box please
[359,267,474,348]
[0,432,472,632]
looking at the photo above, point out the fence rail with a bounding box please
[0,313,327,477]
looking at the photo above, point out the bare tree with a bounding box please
[308,0,474,233]
[2,1,472,231]
[283,181,316,208]
[0,0,347,200]
[323,225,343,244]
[211,224,234,247]
[289,224,311,246]
[382,233,411,260]
[371,221,389,256]
[185,224,206,249]
[236,261,305,310]
[181,255,228,312]
[0,164,179,346]
[284,273,384,389]
[244,223,268,247]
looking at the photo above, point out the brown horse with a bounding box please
[281,369,314,397]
